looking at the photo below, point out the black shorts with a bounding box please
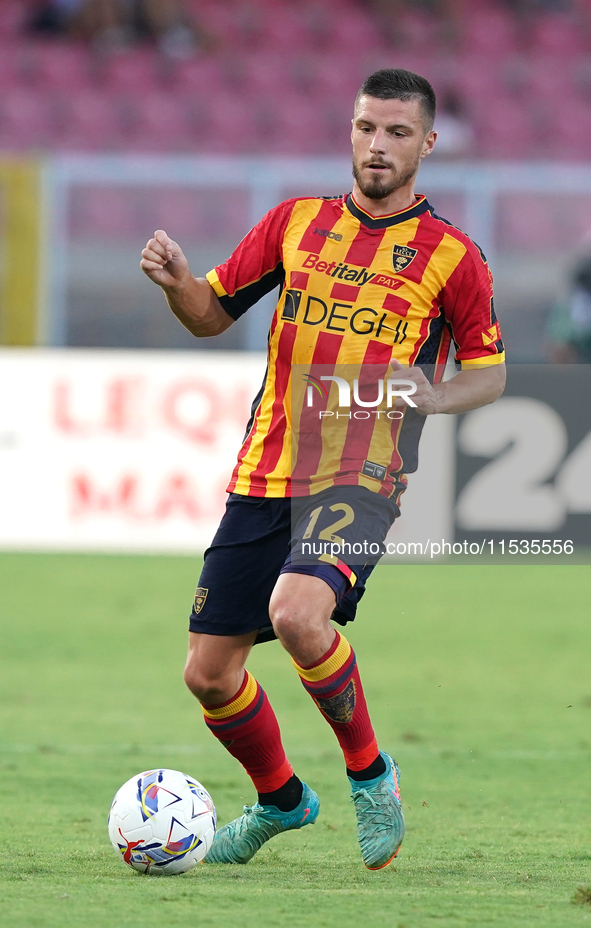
[189,484,403,644]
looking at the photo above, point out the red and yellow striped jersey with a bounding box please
[207,193,504,498]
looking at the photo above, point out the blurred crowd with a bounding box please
[0,0,581,158]
[27,0,591,54]
[1,0,588,361]
[28,0,209,56]
[361,0,591,48]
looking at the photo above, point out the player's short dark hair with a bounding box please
[355,69,437,131]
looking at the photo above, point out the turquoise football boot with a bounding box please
[203,782,319,864]
[349,752,405,870]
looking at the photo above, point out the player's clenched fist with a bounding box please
[140,230,190,290]
[389,357,438,415]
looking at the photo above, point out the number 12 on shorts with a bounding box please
[302,503,355,546]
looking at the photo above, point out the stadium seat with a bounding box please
[171,55,232,95]
[192,0,253,49]
[259,4,312,52]
[471,95,536,159]
[56,89,124,150]
[321,95,355,153]
[454,55,505,106]
[22,41,92,90]
[0,87,53,150]
[528,13,585,56]
[527,52,578,97]
[189,89,258,153]
[541,101,591,160]
[240,51,297,97]
[377,7,440,54]
[305,51,364,102]
[0,1,31,39]
[321,5,381,53]
[0,43,24,89]
[460,9,517,55]
[121,91,195,152]
[99,49,162,94]
[256,91,329,154]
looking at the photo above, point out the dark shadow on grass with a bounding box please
[573,886,591,906]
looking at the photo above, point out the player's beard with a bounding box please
[352,154,421,200]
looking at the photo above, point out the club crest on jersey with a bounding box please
[193,587,208,614]
[315,679,356,724]
[392,244,418,273]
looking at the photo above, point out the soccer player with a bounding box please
[140,69,506,870]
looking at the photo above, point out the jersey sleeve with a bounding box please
[206,200,296,320]
[441,243,505,368]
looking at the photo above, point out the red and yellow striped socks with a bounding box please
[202,671,293,793]
[292,631,379,772]
[202,633,380,795]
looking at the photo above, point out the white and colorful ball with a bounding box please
[108,769,216,875]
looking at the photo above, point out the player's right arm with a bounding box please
[140,230,234,337]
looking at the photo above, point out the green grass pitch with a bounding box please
[1,552,591,928]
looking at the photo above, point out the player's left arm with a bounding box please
[391,358,506,416]
[397,238,506,416]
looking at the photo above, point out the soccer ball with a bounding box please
[108,769,216,875]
